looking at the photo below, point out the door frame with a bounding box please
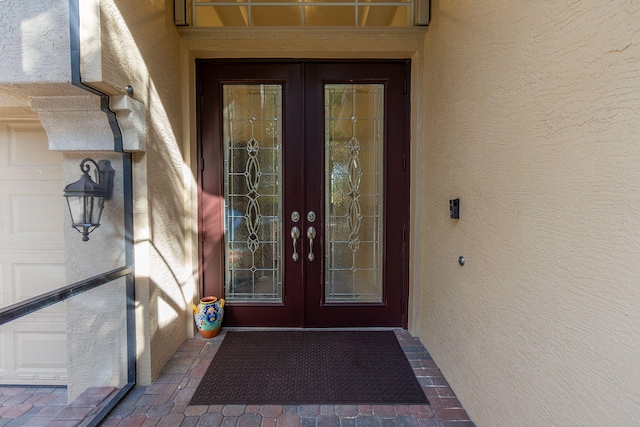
[183,28,428,328]
[196,59,411,328]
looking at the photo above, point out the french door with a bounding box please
[198,60,409,327]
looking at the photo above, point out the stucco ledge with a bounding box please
[110,95,147,152]
[31,93,146,153]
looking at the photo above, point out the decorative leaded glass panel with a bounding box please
[324,84,384,303]
[223,85,283,303]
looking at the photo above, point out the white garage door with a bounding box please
[0,119,67,385]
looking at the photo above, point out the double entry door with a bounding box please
[198,60,409,327]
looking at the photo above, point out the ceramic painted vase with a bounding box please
[192,296,225,338]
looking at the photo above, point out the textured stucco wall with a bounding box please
[63,152,127,281]
[0,0,71,84]
[91,0,190,383]
[0,0,71,83]
[66,279,127,402]
[63,152,128,402]
[420,1,640,426]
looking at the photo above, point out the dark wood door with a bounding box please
[198,60,410,328]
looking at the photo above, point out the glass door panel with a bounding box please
[324,84,384,303]
[222,85,283,303]
[303,61,408,327]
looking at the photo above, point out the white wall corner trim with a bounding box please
[110,95,147,152]
[31,95,115,151]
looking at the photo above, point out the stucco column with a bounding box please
[32,92,146,401]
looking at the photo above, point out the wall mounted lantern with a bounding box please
[63,158,115,242]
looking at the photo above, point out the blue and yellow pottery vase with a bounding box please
[192,296,225,338]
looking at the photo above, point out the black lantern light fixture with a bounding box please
[63,158,115,242]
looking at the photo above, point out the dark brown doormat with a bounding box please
[190,330,428,405]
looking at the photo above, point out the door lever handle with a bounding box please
[307,226,316,261]
[291,226,300,261]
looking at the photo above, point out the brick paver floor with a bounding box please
[0,385,116,426]
[0,330,474,426]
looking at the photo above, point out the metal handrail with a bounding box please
[0,265,133,326]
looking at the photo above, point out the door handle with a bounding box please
[291,226,300,261]
[307,226,316,261]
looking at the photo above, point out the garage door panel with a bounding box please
[0,182,64,247]
[13,262,66,304]
[0,299,67,384]
[0,122,62,181]
[10,193,64,236]
[0,119,66,386]
[1,252,65,310]
[15,331,67,370]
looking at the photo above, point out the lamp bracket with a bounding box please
[96,160,115,200]
[79,158,115,200]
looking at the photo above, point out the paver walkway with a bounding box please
[103,330,474,427]
[0,330,474,426]
[0,386,115,426]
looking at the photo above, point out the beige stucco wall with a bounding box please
[63,151,128,401]
[418,1,640,426]
[90,0,193,384]
[0,1,71,84]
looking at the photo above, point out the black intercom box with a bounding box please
[449,199,460,219]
